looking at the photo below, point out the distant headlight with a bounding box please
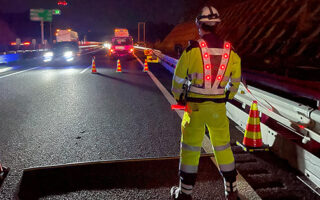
[64,51,73,58]
[43,51,53,62]
[103,43,111,49]
[44,52,53,57]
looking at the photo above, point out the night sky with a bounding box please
[0,0,184,32]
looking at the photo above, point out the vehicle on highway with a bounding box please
[43,29,79,63]
[109,28,134,58]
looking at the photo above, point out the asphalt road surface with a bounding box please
[0,50,319,200]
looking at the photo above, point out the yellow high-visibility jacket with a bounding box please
[172,33,241,102]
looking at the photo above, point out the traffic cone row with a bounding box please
[236,100,269,152]
[0,162,9,187]
[116,59,122,72]
[91,56,97,73]
[143,59,149,72]
[90,57,149,74]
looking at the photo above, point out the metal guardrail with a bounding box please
[134,46,320,189]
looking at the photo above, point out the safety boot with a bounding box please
[222,169,239,200]
[170,186,192,200]
[0,166,10,187]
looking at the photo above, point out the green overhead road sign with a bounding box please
[30,9,53,22]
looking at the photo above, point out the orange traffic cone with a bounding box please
[116,59,122,72]
[0,162,10,187]
[91,56,97,73]
[143,59,149,72]
[236,100,269,152]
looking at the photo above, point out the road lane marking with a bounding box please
[80,65,91,74]
[0,67,39,79]
[134,54,261,200]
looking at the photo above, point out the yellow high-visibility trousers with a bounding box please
[179,101,235,178]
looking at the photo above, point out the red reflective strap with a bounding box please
[220,65,226,70]
[206,75,211,80]
[171,105,186,110]
[225,42,231,49]
[200,42,206,48]
[223,53,229,59]
[205,64,211,69]
[246,124,261,132]
[249,110,259,118]
[204,53,209,59]
[217,75,222,80]
[243,137,263,147]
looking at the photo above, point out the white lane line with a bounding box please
[134,54,261,200]
[0,67,40,79]
[80,65,91,74]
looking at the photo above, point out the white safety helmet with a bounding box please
[196,6,221,26]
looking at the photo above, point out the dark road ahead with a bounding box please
[0,52,184,199]
[0,51,319,200]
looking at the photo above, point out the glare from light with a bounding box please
[66,57,74,62]
[43,51,53,62]
[64,51,73,58]
[103,43,111,49]
[44,52,53,57]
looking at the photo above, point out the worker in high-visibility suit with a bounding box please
[170,5,241,200]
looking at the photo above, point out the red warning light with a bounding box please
[206,75,211,80]
[23,41,31,46]
[10,42,17,46]
[205,64,210,69]
[225,42,230,49]
[58,1,68,6]
[200,42,206,48]
[298,125,305,129]
[217,75,222,80]
[204,53,209,59]
[220,65,226,70]
[223,53,229,59]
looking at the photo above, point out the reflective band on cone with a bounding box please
[143,59,149,72]
[116,59,122,72]
[91,56,97,73]
[236,100,269,152]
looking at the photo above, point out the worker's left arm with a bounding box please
[226,50,241,100]
[172,50,189,102]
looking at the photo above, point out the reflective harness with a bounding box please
[189,39,231,96]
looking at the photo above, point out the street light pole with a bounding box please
[41,20,44,45]
[138,22,146,45]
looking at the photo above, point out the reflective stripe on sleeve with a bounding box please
[219,162,235,172]
[174,75,186,84]
[181,143,202,152]
[180,164,198,173]
[213,143,231,151]
[172,87,184,94]
[188,73,203,80]
[231,77,241,82]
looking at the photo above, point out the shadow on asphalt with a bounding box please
[16,156,221,200]
[94,72,156,92]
